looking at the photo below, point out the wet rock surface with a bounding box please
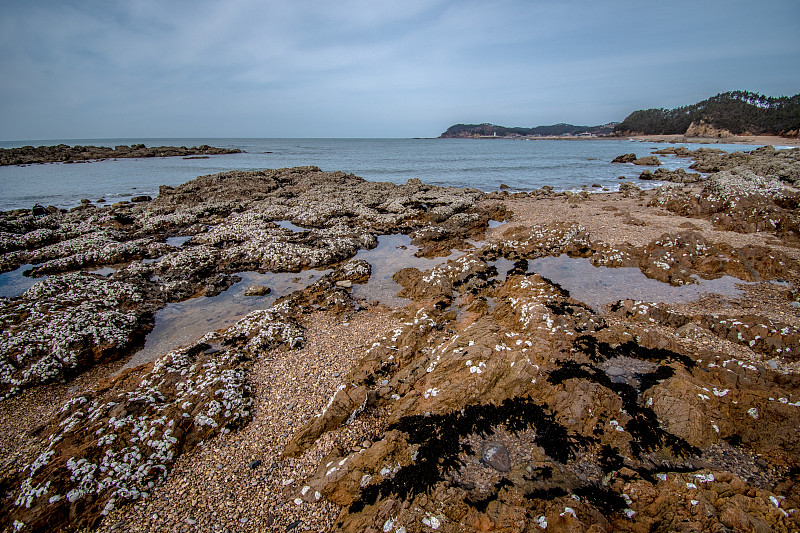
[641,146,800,243]
[2,153,800,532]
[0,144,242,166]
[287,224,800,532]
[0,167,486,400]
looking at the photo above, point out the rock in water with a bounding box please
[244,284,271,296]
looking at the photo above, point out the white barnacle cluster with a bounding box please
[10,337,252,524]
[156,244,220,277]
[421,263,451,286]
[506,276,563,335]
[0,272,142,399]
[465,360,486,374]
[592,245,634,267]
[703,168,787,204]
[138,208,205,233]
[34,236,154,276]
[709,316,798,356]
[191,202,377,272]
[220,306,304,351]
[524,223,590,254]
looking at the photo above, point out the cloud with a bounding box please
[0,0,798,139]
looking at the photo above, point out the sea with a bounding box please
[0,137,761,212]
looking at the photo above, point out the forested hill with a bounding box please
[613,91,800,136]
[439,122,616,138]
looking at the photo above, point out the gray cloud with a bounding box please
[1,0,798,139]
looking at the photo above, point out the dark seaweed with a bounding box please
[537,275,570,297]
[524,487,568,500]
[468,479,515,512]
[638,365,675,393]
[548,360,698,458]
[599,445,624,474]
[496,478,514,490]
[572,335,695,368]
[507,258,529,277]
[524,465,554,481]
[349,397,580,513]
[468,493,497,512]
[574,485,628,514]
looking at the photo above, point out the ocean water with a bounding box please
[0,137,755,212]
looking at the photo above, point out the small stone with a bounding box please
[244,285,271,296]
[249,459,262,469]
[481,442,511,472]
[184,518,196,525]
[286,520,302,531]
[336,280,352,288]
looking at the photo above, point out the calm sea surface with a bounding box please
[0,138,757,211]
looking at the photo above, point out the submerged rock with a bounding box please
[243,284,271,296]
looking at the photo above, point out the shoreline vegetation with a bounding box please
[1,145,800,532]
[0,144,242,166]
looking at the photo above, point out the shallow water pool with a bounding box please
[351,234,461,307]
[0,264,41,298]
[528,255,749,311]
[121,269,330,370]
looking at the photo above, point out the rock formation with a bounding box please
[0,144,242,166]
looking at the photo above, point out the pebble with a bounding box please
[481,442,511,472]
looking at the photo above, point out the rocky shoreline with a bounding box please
[1,147,800,532]
[0,144,242,166]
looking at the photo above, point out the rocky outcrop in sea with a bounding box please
[0,144,242,166]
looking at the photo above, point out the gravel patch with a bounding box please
[97,307,394,532]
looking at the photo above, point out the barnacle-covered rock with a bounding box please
[0,341,252,531]
[650,160,800,242]
[0,273,145,400]
[689,145,800,186]
[0,297,312,532]
[639,167,702,183]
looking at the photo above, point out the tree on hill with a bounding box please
[613,91,800,136]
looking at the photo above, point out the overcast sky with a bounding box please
[1,0,798,140]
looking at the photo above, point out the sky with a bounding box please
[0,0,798,140]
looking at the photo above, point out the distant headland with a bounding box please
[441,91,800,141]
[439,122,617,139]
